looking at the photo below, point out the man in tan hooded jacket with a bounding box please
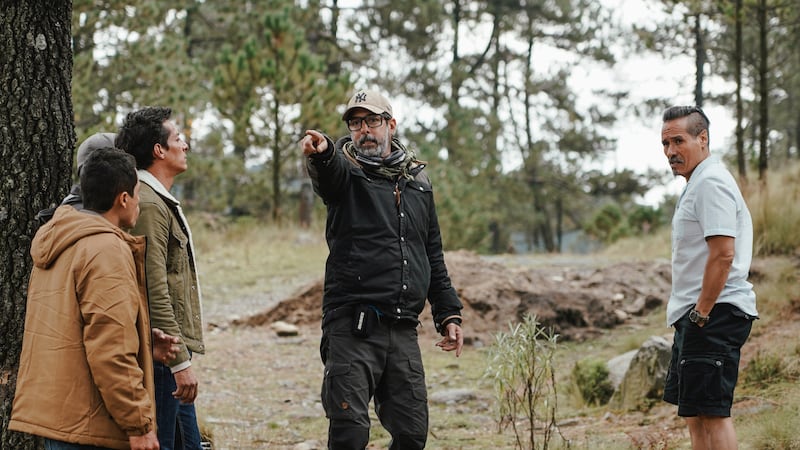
[10,148,160,450]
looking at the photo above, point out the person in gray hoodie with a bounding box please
[36,132,116,224]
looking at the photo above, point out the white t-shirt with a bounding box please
[667,156,758,326]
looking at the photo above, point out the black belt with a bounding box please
[322,304,417,328]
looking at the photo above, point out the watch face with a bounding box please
[689,309,707,324]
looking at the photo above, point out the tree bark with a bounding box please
[757,0,769,180]
[0,1,75,448]
[735,0,746,180]
[693,14,705,107]
[272,96,282,223]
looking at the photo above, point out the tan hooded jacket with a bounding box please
[10,206,155,449]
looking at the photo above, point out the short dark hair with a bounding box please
[80,148,138,213]
[662,105,710,143]
[115,107,172,169]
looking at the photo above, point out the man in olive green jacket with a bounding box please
[116,107,205,450]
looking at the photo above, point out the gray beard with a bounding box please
[354,135,387,158]
[356,146,381,158]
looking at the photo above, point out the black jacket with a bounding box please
[36,184,83,225]
[306,135,462,330]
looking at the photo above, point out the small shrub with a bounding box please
[571,358,614,406]
[485,314,562,449]
[743,351,787,388]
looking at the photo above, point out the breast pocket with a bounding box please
[403,182,432,236]
[167,232,188,274]
[673,204,702,242]
[166,232,188,312]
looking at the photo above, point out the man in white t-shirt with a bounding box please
[660,105,757,450]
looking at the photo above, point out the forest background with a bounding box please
[1,0,800,448]
[66,0,799,253]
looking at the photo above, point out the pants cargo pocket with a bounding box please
[678,355,725,407]
[322,362,356,420]
[408,359,427,402]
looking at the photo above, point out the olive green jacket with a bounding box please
[131,170,205,370]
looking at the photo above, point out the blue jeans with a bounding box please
[176,402,203,449]
[44,439,109,450]
[154,361,203,450]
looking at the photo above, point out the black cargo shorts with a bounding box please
[663,303,755,417]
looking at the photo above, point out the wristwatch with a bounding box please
[688,308,710,325]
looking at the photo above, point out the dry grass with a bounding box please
[599,227,671,262]
[743,163,800,257]
[190,216,328,326]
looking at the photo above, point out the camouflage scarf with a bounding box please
[342,137,426,180]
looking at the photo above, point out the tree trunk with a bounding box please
[693,14,705,107]
[0,1,75,448]
[328,0,341,75]
[522,14,555,253]
[446,0,462,164]
[272,98,282,223]
[757,0,769,180]
[735,0,746,179]
[450,0,461,97]
[555,197,563,253]
[796,109,800,160]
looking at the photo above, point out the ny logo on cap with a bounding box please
[355,92,367,103]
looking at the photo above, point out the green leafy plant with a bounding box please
[486,314,564,449]
[571,358,614,406]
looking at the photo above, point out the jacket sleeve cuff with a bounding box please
[170,360,191,374]
[126,419,154,436]
[435,314,463,336]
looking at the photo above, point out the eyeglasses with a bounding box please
[345,113,390,132]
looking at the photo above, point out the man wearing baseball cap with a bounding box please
[301,89,464,449]
[340,88,393,120]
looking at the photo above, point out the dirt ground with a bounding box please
[235,250,673,344]
[198,251,797,449]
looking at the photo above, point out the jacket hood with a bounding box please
[31,205,136,269]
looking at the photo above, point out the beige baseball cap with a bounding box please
[342,89,393,120]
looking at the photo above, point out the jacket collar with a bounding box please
[137,169,179,206]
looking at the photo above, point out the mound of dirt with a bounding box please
[233,250,672,343]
